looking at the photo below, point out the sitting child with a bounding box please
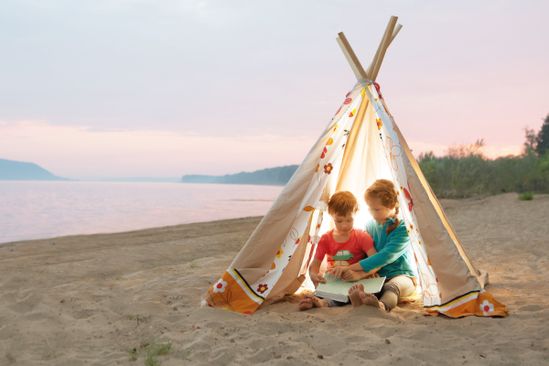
[299,191,376,310]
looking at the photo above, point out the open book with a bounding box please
[314,274,386,303]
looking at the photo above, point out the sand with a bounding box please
[0,193,547,365]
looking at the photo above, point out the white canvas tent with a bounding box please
[206,16,507,318]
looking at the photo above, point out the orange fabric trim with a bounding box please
[425,291,508,318]
[207,271,261,314]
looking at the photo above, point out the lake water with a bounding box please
[0,181,283,244]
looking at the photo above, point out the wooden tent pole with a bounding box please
[391,23,403,43]
[336,32,369,81]
[366,16,398,80]
[335,89,369,191]
[334,17,401,190]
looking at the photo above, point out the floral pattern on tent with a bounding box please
[206,87,367,313]
[205,82,507,319]
[365,83,507,317]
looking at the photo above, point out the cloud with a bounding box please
[410,141,522,159]
[0,120,313,177]
[0,119,523,179]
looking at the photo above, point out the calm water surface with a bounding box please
[0,181,283,244]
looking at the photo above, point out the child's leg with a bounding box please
[378,275,415,311]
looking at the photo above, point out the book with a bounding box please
[314,274,386,303]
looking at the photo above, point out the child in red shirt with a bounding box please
[300,191,375,310]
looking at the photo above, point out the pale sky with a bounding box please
[1,0,548,178]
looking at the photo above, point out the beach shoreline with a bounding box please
[1,193,547,365]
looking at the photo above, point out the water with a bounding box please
[0,181,283,244]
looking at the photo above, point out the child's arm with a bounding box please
[338,267,380,281]
[308,258,326,287]
[342,237,377,280]
[355,229,377,258]
[352,267,380,279]
[358,224,410,273]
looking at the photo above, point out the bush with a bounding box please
[418,146,549,198]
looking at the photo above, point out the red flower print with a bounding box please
[402,186,413,211]
[480,300,494,315]
[212,279,228,293]
[323,163,333,174]
[257,284,268,294]
[344,97,352,105]
[320,147,328,159]
[374,82,383,99]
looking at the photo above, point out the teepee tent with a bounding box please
[206,16,507,318]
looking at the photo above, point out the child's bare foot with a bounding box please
[299,296,327,311]
[349,284,367,307]
[362,293,386,311]
[299,297,314,311]
[349,284,386,311]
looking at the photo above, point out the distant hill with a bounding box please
[80,177,181,183]
[182,165,299,186]
[0,159,66,181]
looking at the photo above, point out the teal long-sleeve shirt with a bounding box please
[359,218,416,279]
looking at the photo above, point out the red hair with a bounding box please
[328,191,358,216]
[365,179,400,234]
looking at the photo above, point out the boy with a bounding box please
[299,191,376,310]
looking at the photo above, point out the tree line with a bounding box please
[419,114,549,198]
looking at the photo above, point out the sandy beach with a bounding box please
[0,193,547,365]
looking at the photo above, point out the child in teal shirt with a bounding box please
[329,179,416,311]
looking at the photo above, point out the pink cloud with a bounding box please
[0,119,526,178]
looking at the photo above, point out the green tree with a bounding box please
[523,127,538,155]
[536,114,549,156]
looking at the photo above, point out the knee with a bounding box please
[382,282,400,297]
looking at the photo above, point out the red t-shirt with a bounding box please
[314,229,374,268]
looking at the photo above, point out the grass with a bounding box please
[518,192,534,201]
[128,341,172,366]
[144,342,172,366]
[126,314,151,326]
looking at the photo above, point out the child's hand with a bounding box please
[327,265,348,279]
[341,270,379,282]
[310,273,326,287]
[341,270,363,282]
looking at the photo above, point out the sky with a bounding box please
[0,0,548,178]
